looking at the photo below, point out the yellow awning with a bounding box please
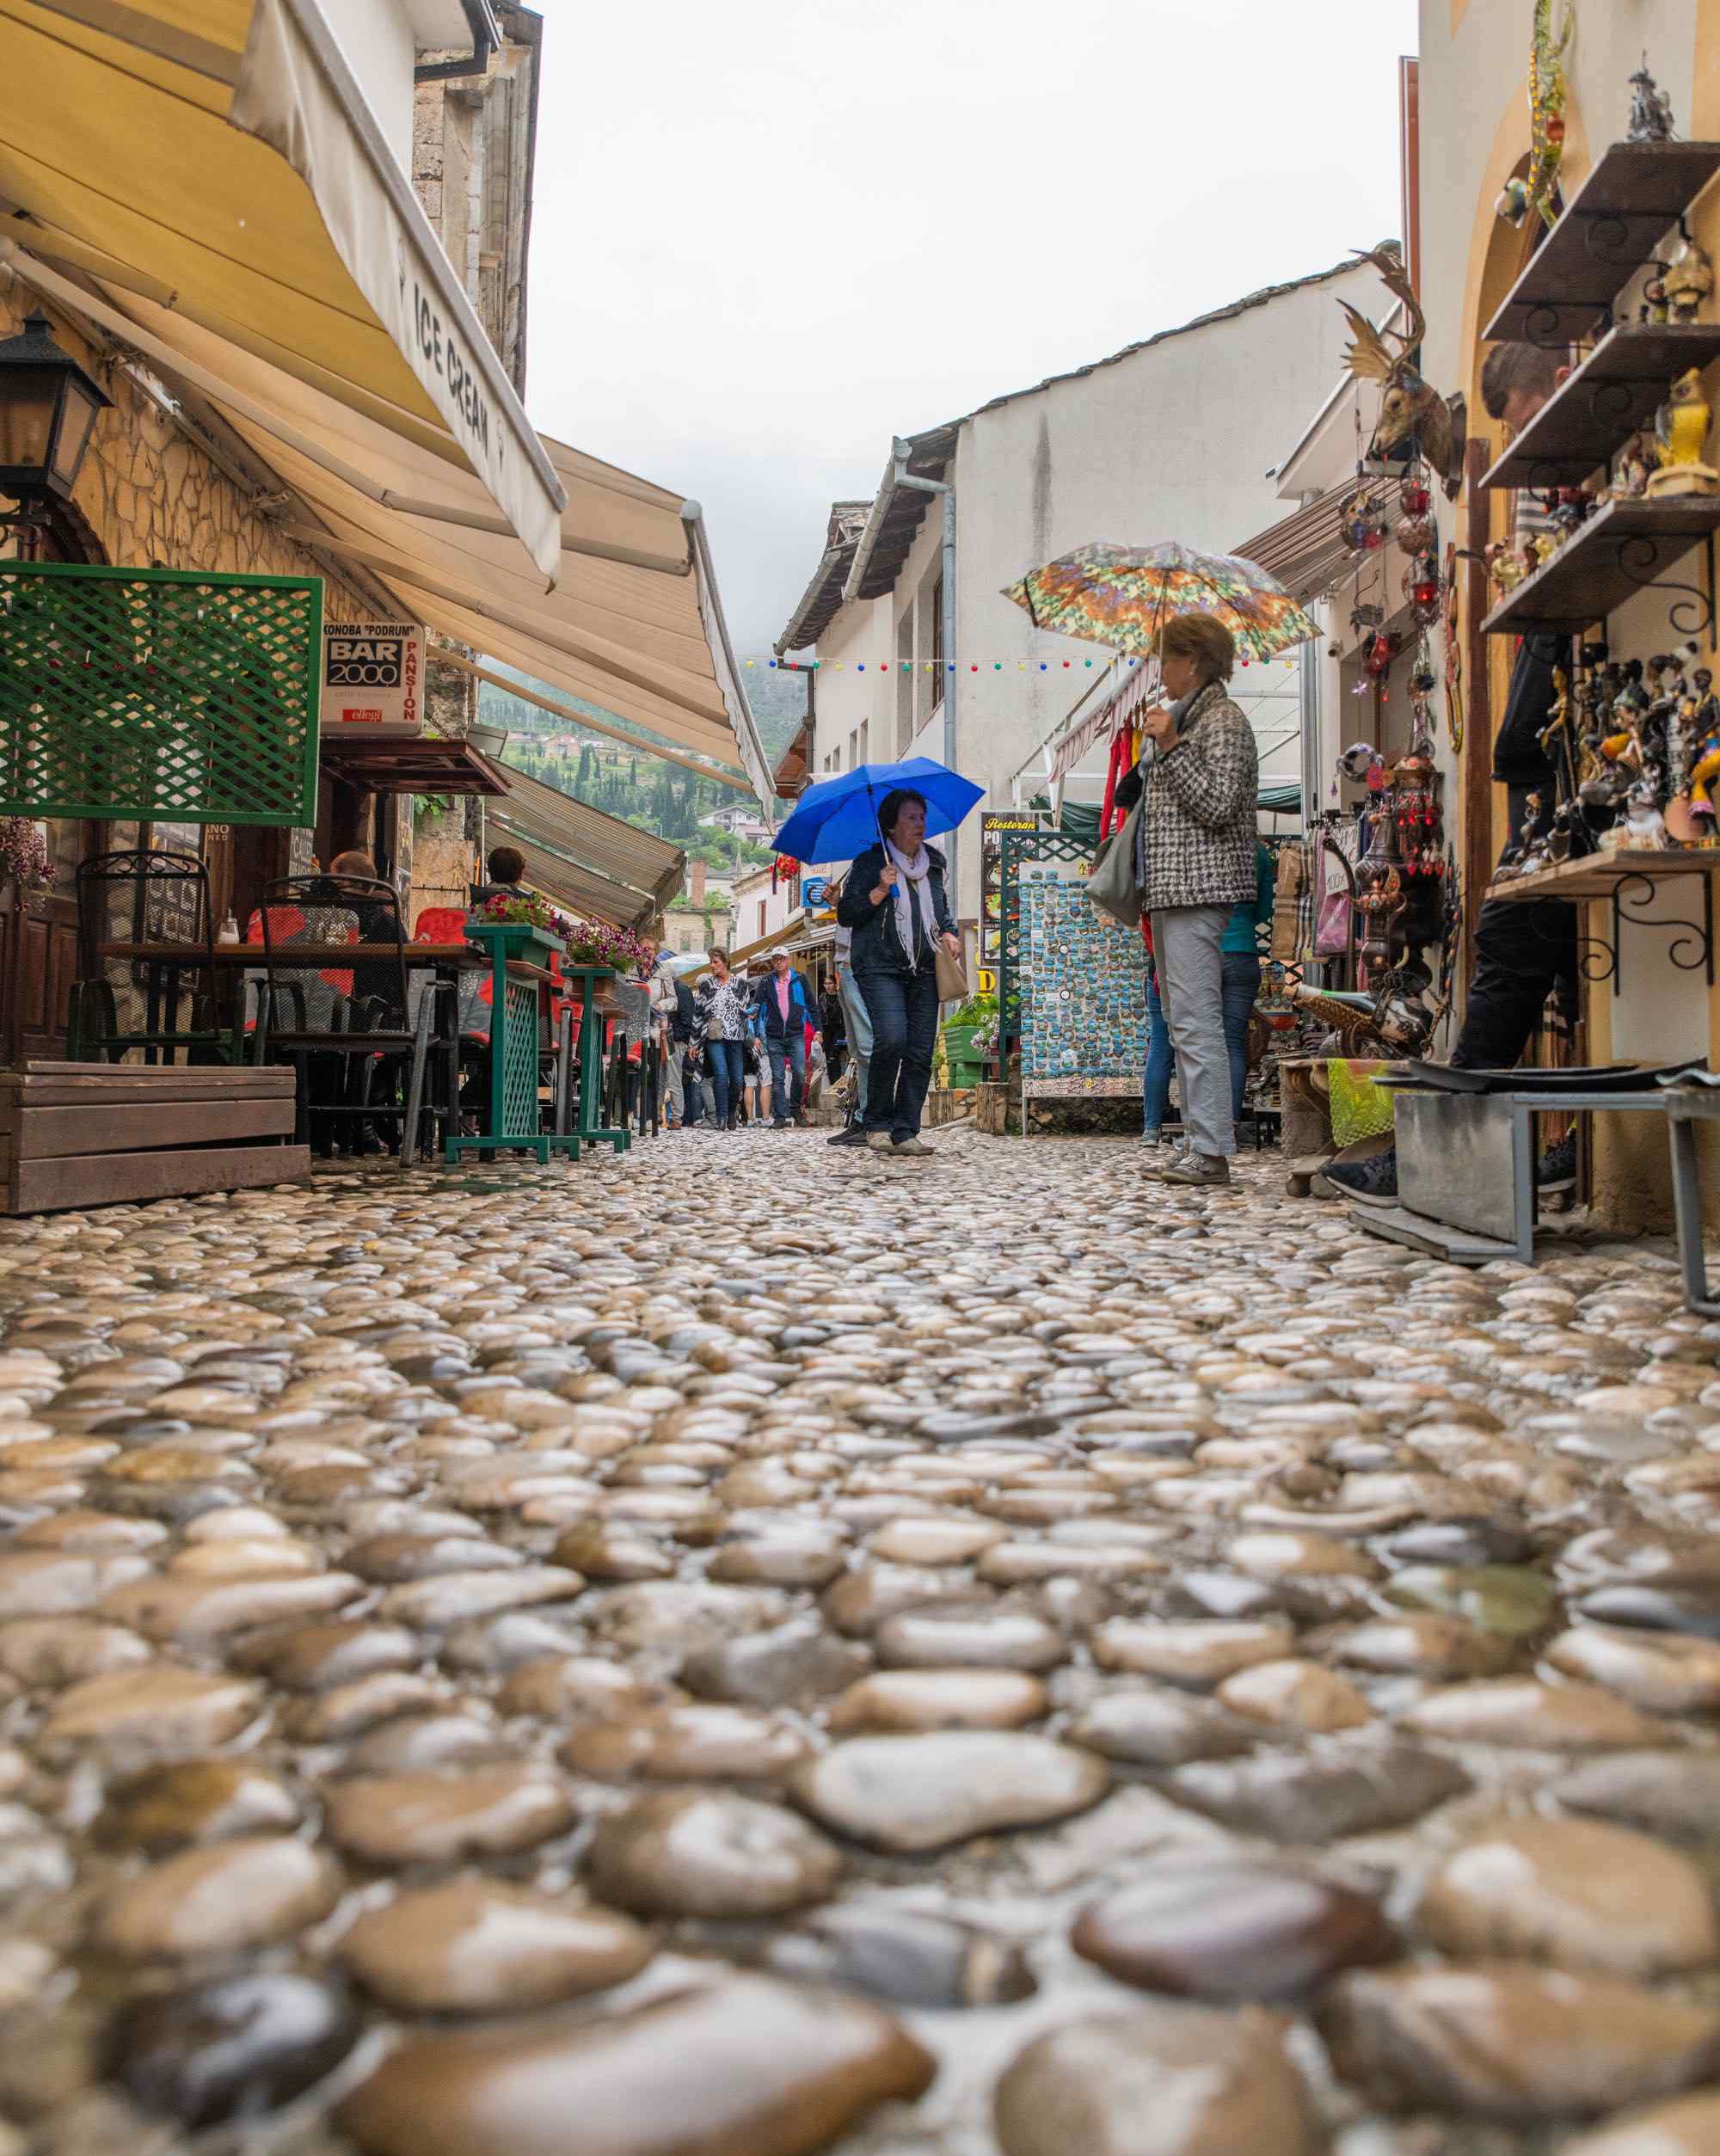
[0,0,565,574]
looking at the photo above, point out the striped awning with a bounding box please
[1233,483,1402,605]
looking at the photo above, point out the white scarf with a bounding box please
[886,838,933,961]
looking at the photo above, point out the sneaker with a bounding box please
[891,1135,933,1156]
[1140,1127,1165,1147]
[1537,1133,1578,1191]
[1160,1151,1232,1188]
[865,1131,894,1152]
[771,1119,789,1130]
[827,1125,869,1147]
[1141,1143,1192,1180]
[1321,1146,1399,1204]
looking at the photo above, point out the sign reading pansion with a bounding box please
[321,622,425,735]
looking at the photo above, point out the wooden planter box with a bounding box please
[0,1063,308,1213]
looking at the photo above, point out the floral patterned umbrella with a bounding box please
[1001,540,1321,663]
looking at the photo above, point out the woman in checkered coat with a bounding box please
[1112,612,1258,1187]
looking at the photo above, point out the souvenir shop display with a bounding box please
[1017,871,1145,1099]
[1474,103,1720,896]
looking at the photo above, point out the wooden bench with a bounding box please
[0,1064,310,1213]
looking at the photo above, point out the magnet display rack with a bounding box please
[1477,139,1720,970]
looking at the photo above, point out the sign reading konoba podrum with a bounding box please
[321,622,426,735]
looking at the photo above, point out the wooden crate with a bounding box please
[0,1063,310,1213]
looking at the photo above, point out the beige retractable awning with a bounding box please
[1,244,775,805]
[2,0,565,573]
[488,763,685,928]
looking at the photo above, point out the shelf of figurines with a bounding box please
[1488,324,1720,492]
[1485,140,1720,346]
[1486,845,1720,905]
[1479,495,1720,636]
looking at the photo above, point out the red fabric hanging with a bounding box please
[1099,724,1130,838]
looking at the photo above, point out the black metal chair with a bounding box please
[69,849,236,1065]
[255,875,454,1165]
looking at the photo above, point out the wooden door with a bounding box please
[2,818,94,1063]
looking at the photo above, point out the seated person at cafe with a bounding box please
[471,845,528,906]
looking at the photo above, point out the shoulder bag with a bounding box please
[1086,800,1143,928]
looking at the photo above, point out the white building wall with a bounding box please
[328,2,420,169]
[938,262,1387,919]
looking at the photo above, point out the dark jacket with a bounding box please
[1493,633,1563,864]
[669,977,696,1046]
[836,844,956,974]
[752,967,818,1041]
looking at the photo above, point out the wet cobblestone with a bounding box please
[0,1127,1717,2153]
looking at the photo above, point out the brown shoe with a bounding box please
[1159,1152,1231,1188]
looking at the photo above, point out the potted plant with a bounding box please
[465,888,568,966]
[943,988,997,1089]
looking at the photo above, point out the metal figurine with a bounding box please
[1665,234,1716,323]
[1628,62,1677,144]
[1612,434,1652,501]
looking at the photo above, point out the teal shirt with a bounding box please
[1221,843,1275,955]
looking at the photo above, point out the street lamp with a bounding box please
[0,313,109,507]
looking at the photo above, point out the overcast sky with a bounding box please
[525,0,1421,657]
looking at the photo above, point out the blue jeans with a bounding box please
[703,1039,744,1125]
[765,1031,806,1121]
[857,967,940,1140]
[1144,954,1261,1134]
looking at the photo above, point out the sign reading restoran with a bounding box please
[321,622,425,734]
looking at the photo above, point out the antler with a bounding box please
[1351,244,1427,362]
[1339,301,1398,385]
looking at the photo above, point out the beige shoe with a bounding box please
[865,1131,894,1152]
[1140,1144,1191,1181]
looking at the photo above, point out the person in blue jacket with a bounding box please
[752,947,820,1128]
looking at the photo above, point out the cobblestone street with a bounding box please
[1,1128,1719,2154]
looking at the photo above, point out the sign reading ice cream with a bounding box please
[320,623,425,734]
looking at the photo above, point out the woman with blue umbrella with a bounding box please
[778,759,979,1158]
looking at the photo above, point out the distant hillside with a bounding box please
[745,666,810,767]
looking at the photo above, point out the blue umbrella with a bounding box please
[771,757,984,864]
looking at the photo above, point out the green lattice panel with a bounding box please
[499,979,540,1141]
[0,561,322,825]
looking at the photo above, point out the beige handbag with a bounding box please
[935,943,970,1003]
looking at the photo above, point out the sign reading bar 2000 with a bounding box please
[321,622,426,735]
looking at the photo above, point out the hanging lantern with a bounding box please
[1399,481,1431,519]
[1397,512,1437,555]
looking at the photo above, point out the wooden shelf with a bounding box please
[1478,494,1720,634]
[1487,846,1720,904]
[1486,324,1720,490]
[1485,141,1720,344]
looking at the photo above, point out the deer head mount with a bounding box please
[1339,245,1466,500]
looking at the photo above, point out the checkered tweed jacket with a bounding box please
[1138,681,1259,912]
